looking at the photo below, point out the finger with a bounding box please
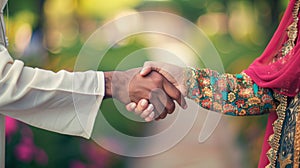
[149,90,167,118]
[140,104,154,118]
[140,66,152,76]
[149,88,174,120]
[157,88,175,114]
[155,111,168,121]
[134,99,149,115]
[162,78,187,109]
[158,110,168,119]
[126,102,137,112]
[140,61,160,76]
[143,65,188,109]
[161,113,168,119]
[140,61,163,76]
[145,112,155,122]
[141,62,175,83]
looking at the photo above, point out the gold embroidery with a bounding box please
[273,0,300,63]
[267,0,300,167]
[278,153,293,168]
[247,97,261,105]
[293,95,300,168]
[228,92,236,102]
[266,94,288,168]
[203,87,212,97]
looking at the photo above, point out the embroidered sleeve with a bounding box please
[186,68,277,116]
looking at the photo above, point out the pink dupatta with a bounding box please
[244,0,300,167]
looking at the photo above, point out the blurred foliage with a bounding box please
[4,0,290,167]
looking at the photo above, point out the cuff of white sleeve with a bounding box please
[82,71,105,139]
[96,71,105,97]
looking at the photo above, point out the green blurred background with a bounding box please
[4,0,289,167]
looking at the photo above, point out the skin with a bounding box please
[104,68,186,120]
[126,62,187,121]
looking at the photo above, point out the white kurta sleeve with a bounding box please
[0,46,105,139]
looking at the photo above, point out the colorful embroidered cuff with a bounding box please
[186,68,277,116]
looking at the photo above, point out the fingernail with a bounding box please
[147,104,154,111]
[140,68,146,75]
[141,99,147,107]
[145,112,155,122]
[130,103,137,110]
[149,112,155,119]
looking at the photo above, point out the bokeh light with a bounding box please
[4,0,286,167]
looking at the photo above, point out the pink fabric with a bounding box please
[244,0,300,97]
[258,113,277,168]
[244,0,300,167]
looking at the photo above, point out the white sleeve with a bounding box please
[0,47,105,139]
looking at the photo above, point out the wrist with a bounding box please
[104,70,133,103]
[104,72,113,99]
[185,67,198,98]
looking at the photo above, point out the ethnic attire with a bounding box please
[0,48,105,138]
[0,0,105,139]
[186,0,300,167]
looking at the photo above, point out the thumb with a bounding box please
[140,61,163,76]
[140,66,152,76]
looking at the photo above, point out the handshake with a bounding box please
[104,61,188,122]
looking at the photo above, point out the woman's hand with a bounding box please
[126,61,188,121]
[105,68,185,121]
[140,61,187,96]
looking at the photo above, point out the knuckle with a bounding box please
[134,108,142,114]
[142,110,152,118]
[167,102,175,114]
[160,112,167,119]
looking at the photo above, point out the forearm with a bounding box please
[186,68,277,116]
[0,49,104,138]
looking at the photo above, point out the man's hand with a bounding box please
[126,62,189,121]
[104,68,186,120]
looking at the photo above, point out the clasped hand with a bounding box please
[104,62,187,122]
